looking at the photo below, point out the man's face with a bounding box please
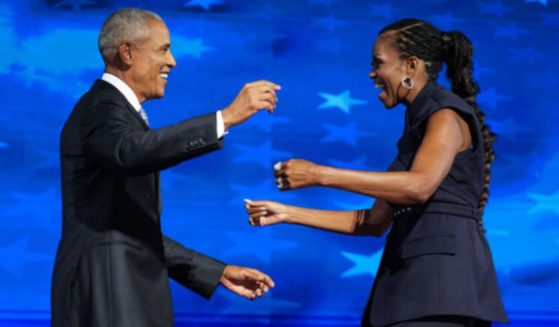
[128,19,176,103]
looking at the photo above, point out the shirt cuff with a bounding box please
[216,111,228,138]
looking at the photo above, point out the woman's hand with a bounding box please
[274,159,322,190]
[245,200,289,226]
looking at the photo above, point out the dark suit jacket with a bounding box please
[51,79,227,327]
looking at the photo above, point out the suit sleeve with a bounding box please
[163,236,226,299]
[82,100,224,175]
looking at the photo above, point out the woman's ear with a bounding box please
[406,56,420,75]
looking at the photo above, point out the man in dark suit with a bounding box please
[51,8,279,327]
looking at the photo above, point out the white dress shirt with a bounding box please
[101,73,226,138]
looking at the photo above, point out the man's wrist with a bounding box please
[216,110,228,138]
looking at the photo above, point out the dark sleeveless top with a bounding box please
[362,82,508,326]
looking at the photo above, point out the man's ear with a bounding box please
[118,43,134,65]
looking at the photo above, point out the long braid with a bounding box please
[443,31,496,213]
[379,19,496,213]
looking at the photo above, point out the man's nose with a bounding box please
[167,50,176,68]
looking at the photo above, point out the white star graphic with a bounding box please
[173,37,213,59]
[341,249,383,278]
[527,191,559,215]
[318,90,367,114]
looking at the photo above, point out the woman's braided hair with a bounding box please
[379,19,496,213]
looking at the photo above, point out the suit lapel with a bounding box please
[95,80,160,216]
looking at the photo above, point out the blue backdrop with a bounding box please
[1,0,558,326]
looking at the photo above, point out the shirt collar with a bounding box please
[101,73,142,112]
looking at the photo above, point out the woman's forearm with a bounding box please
[316,166,434,205]
[283,202,391,237]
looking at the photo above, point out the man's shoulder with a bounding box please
[88,79,127,104]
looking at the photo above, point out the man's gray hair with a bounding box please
[98,8,162,62]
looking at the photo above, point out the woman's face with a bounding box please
[369,35,409,109]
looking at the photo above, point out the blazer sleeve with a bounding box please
[82,100,224,175]
[163,236,226,299]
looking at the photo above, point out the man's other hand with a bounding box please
[219,265,275,300]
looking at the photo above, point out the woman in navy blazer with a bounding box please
[246,19,508,327]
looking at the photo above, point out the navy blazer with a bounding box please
[51,80,226,327]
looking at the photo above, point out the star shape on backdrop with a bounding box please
[183,0,225,11]
[318,90,367,114]
[527,191,559,215]
[224,228,298,264]
[242,115,291,133]
[486,118,532,141]
[526,0,549,5]
[233,141,292,169]
[494,23,530,40]
[477,87,512,110]
[51,0,97,11]
[228,179,296,206]
[14,66,90,99]
[507,47,546,64]
[3,188,60,226]
[172,37,213,59]
[340,249,383,278]
[479,0,513,17]
[314,14,347,32]
[0,237,51,278]
[329,155,370,171]
[321,122,376,147]
[220,290,301,316]
[333,198,373,211]
[15,67,54,89]
[430,13,465,31]
[368,2,395,18]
